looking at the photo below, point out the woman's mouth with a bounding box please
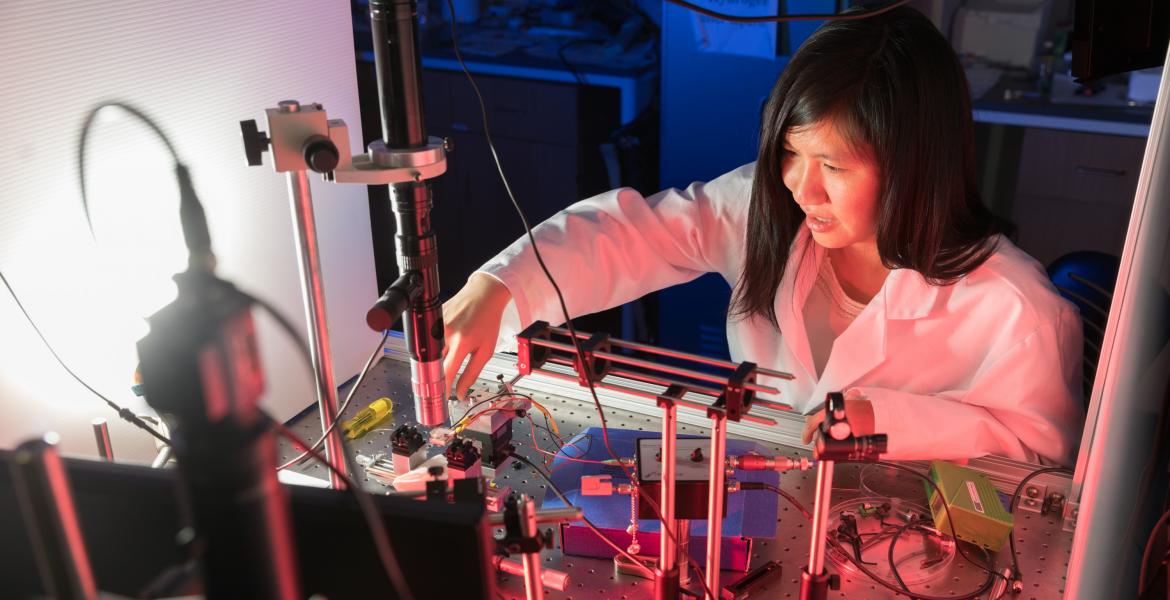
[805,214,836,233]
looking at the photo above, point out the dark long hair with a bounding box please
[730,6,1002,326]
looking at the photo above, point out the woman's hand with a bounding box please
[801,390,875,444]
[442,272,514,401]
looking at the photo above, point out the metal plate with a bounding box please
[279,355,1073,599]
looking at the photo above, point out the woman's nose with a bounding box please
[790,164,826,206]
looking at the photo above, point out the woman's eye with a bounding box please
[823,163,843,173]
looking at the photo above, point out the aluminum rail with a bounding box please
[530,367,778,427]
[548,325,794,379]
[529,338,781,396]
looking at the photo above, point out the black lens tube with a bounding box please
[369,0,447,426]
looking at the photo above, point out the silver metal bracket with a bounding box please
[333,135,448,185]
[1017,481,1048,514]
[253,100,447,184]
[262,100,333,173]
[1062,500,1079,532]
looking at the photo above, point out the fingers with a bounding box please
[454,346,492,402]
[443,335,467,400]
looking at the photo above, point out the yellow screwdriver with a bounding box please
[342,397,394,440]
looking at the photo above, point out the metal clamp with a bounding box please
[241,101,448,185]
[333,136,448,185]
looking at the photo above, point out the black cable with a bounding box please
[1140,509,1170,596]
[745,476,997,600]
[887,517,998,600]
[78,102,215,271]
[508,453,651,569]
[752,482,811,520]
[270,418,415,600]
[78,102,180,240]
[0,268,172,446]
[1006,466,1073,587]
[886,519,923,594]
[243,291,315,375]
[277,331,390,470]
[864,461,1002,597]
[443,0,692,580]
[556,39,604,86]
[73,100,410,595]
[1142,548,1170,600]
[510,452,717,600]
[453,391,532,428]
[664,0,911,24]
[881,518,997,600]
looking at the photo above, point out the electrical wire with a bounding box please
[663,0,911,24]
[445,0,927,589]
[452,397,530,437]
[243,291,316,379]
[277,331,389,470]
[270,418,415,600]
[508,453,650,572]
[526,398,561,438]
[525,429,615,467]
[78,102,181,240]
[865,461,1002,599]
[5,251,407,598]
[510,452,716,600]
[524,416,596,460]
[753,482,811,520]
[882,519,997,600]
[74,100,415,598]
[747,473,997,600]
[888,519,982,599]
[443,0,692,576]
[0,268,172,446]
[1140,509,1170,596]
[1006,466,1073,588]
[452,394,504,427]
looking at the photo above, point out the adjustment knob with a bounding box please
[302,135,339,173]
[239,119,270,167]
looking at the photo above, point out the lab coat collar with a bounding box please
[882,268,943,320]
[776,229,942,407]
[774,230,822,383]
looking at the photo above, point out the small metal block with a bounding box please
[1018,483,1047,513]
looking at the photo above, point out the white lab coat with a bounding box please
[478,163,1086,465]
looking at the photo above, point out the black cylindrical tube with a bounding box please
[369,0,447,425]
[370,0,427,148]
[176,426,301,600]
[799,568,831,600]
[653,568,680,600]
[138,281,302,600]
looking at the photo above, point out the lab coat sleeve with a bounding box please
[476,164,753,347]
[858,309,1085,466]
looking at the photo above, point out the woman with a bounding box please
[440,6,1085,465]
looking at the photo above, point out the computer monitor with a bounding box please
[1071,0,1169,81]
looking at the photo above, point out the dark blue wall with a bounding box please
[656,0,833,358]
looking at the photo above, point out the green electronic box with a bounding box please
[925,460,1014,551]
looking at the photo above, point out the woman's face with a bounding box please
[780,118,881,252]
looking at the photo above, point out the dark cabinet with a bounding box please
[359,61,622,321]
[1010,128,1146,266]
